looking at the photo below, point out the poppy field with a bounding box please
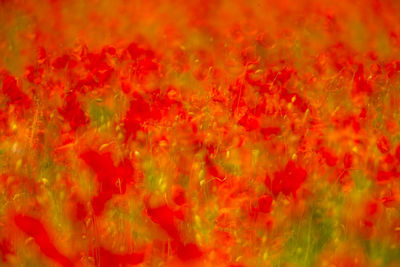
[1,0,400,266]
